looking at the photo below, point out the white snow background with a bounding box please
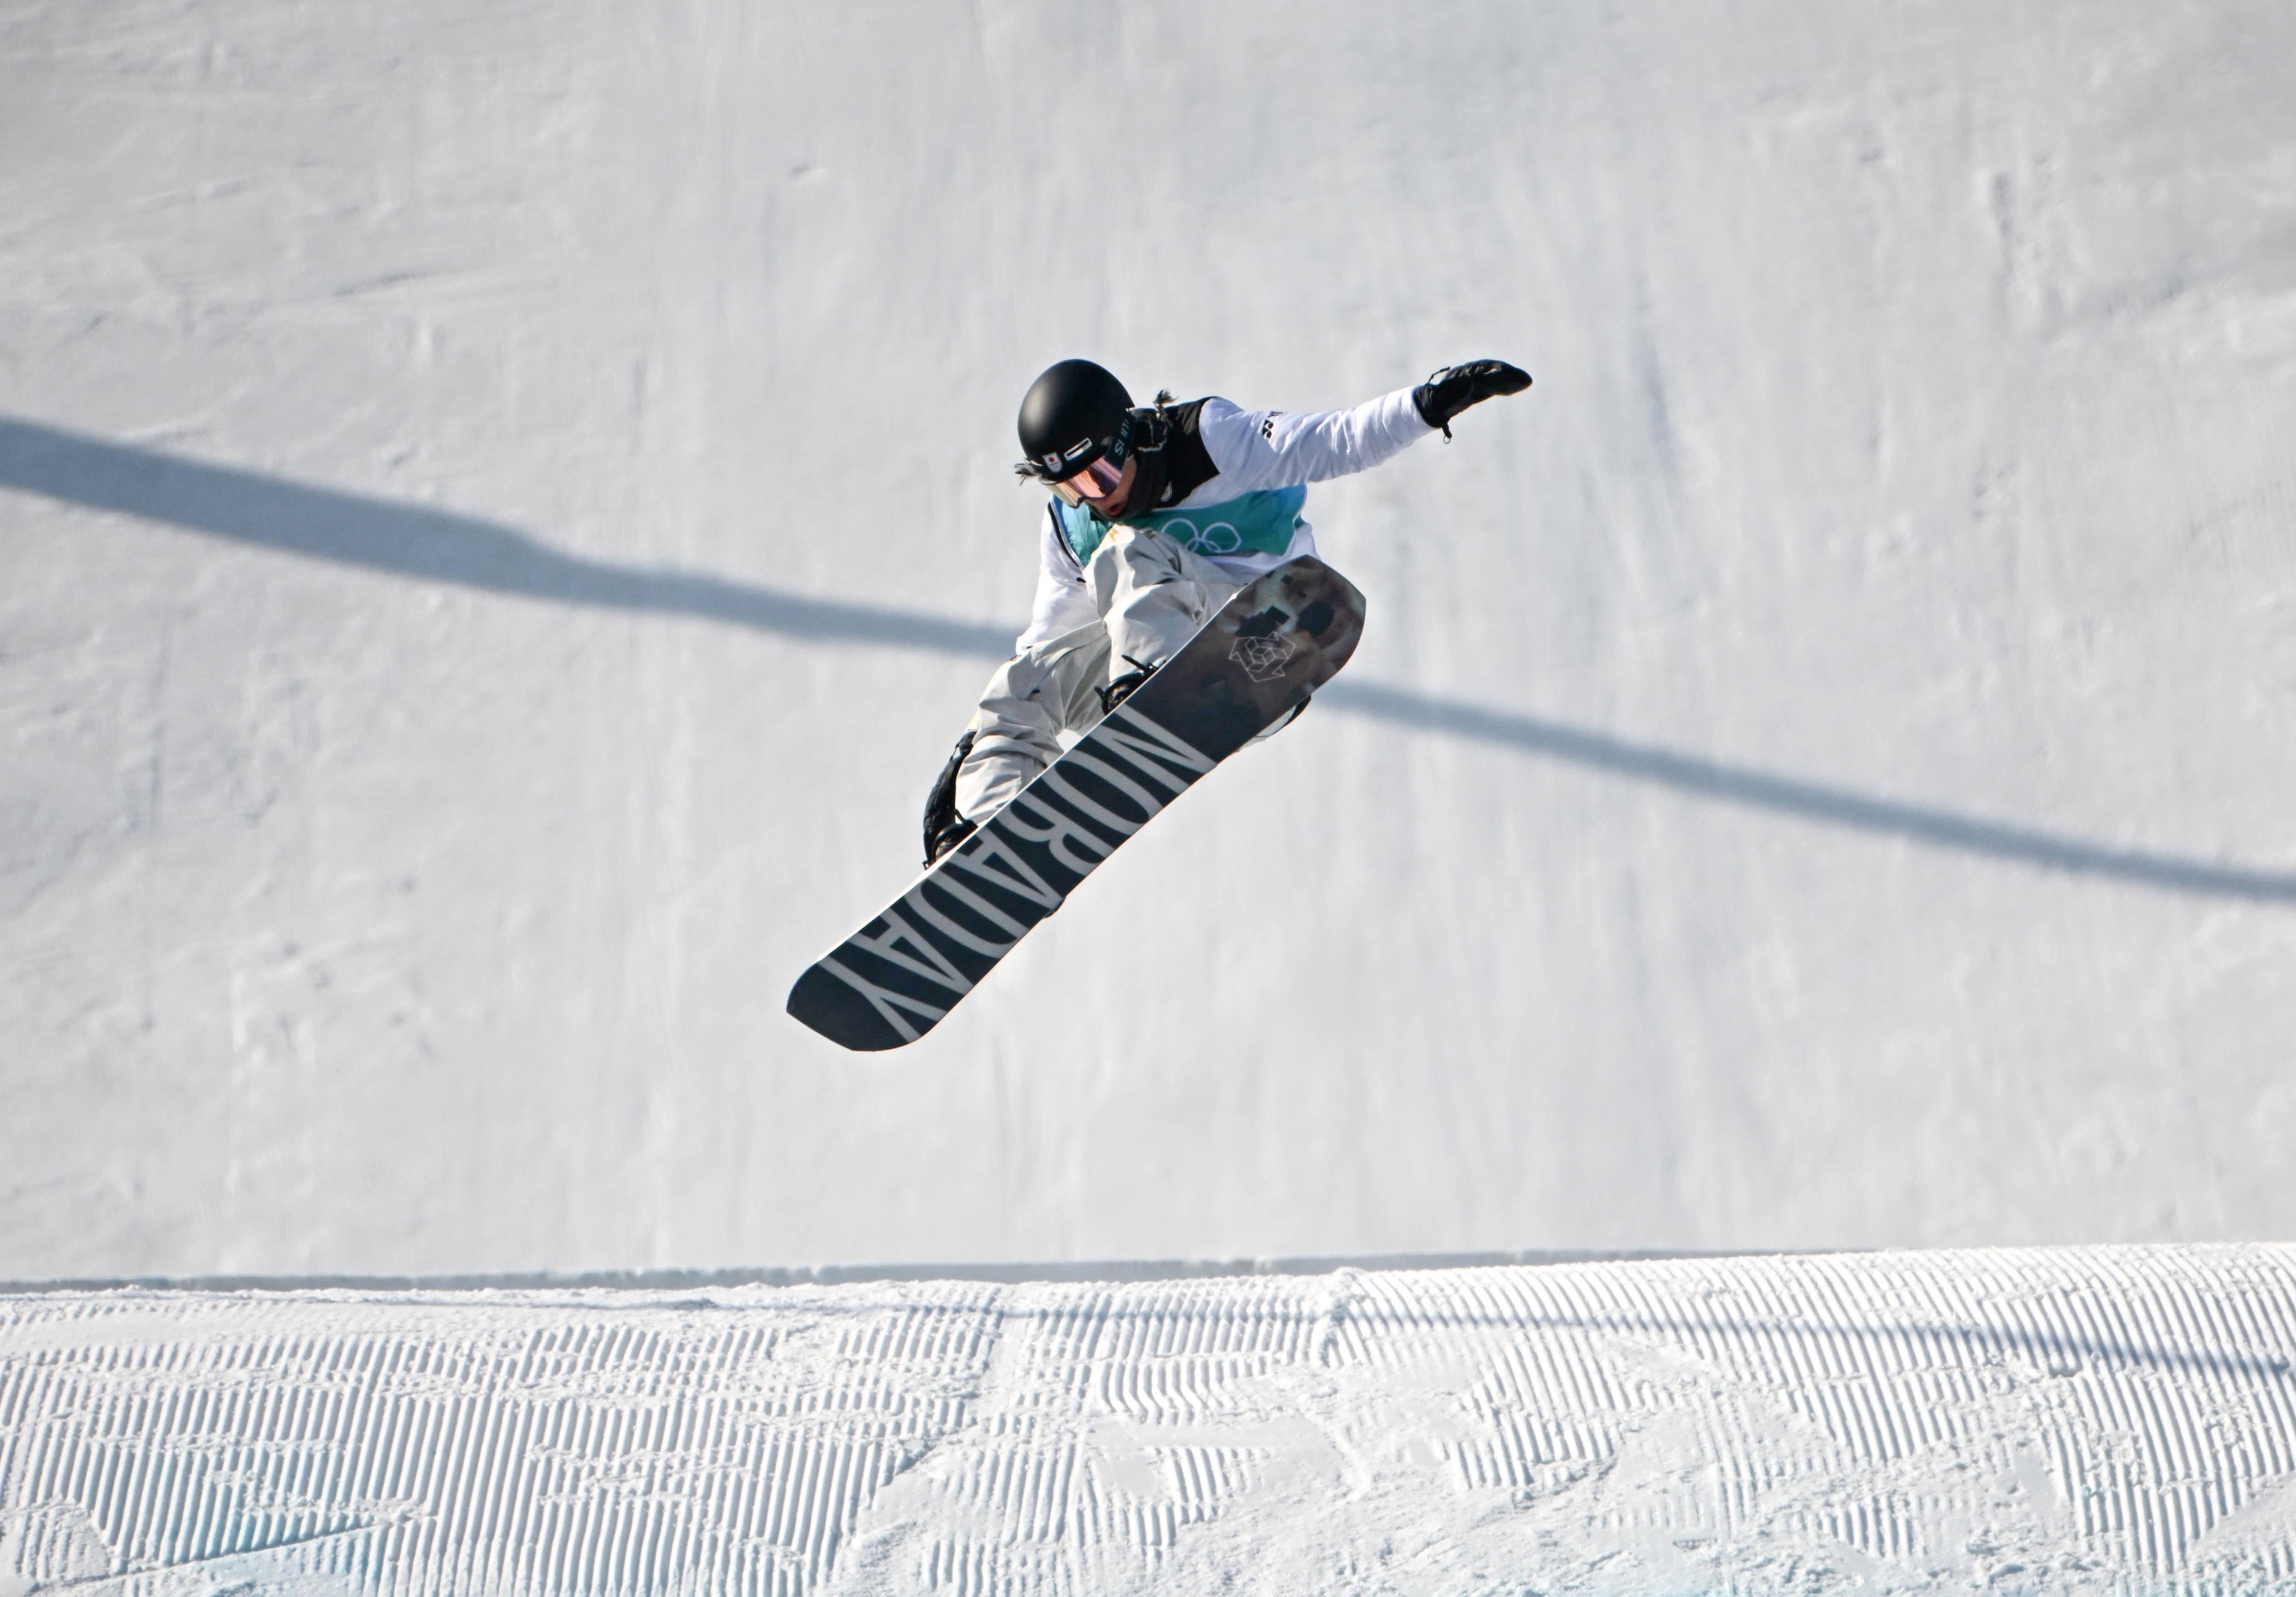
[5,0,2295,1283]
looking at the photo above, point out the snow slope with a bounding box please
[7,1248,2296,1594]
[4,1,2296,1277]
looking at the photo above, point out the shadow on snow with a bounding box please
[5,413,2290,906]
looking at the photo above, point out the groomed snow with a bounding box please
[6,1248,2296,1594]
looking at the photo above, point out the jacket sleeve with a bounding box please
[1192,387,1434,495]
[1013,501,1098,654]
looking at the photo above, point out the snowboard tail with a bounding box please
[788,556,1365,1051]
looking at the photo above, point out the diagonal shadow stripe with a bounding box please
[6,414,2290,904]
[0,415,1014,657]
[1317,681,2296,903]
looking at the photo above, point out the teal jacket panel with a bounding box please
[1053,484,1308,570]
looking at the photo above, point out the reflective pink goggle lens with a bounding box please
[1049,453,1127,506]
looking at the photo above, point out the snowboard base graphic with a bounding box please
[787,557,1366,1051]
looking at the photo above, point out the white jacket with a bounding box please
[1014,385,1431,652]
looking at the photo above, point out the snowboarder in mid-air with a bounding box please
[920,357,1532,864]
[790,355,1529,1049]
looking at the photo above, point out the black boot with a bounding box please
[1098,655,1159,716]
[921,730,979,866]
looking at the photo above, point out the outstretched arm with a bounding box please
[1195,388,1429,495]
[1195,359,1531,494]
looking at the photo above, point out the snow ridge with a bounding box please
[4,1248,2294,1593]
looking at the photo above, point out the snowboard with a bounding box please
[787,556,1367,1051]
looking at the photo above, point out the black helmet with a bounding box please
[1016,359,1134,483]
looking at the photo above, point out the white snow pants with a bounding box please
[954,526,1243,823]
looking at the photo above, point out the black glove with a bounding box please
[1412,359,1532,438]
[922,729,978,866]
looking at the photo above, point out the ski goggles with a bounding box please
[1043,453,1127,506]
[1019,415,1134,505]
